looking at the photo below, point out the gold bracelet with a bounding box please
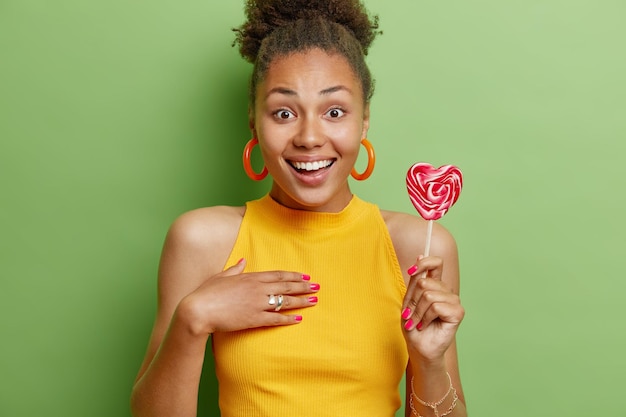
[439,388,458,417]
[411,392,458,417]
[409,372,458,417]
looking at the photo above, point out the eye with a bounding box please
[326,108,345,118]
[274,109,295,120]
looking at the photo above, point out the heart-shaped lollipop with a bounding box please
[406,163,463,221]
[406,163,463,267]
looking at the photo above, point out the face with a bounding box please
[251,48,370,213]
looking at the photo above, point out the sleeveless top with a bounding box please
[212,194,408,416]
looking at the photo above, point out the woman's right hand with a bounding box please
[176,258,320,336]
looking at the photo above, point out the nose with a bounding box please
[292,116,326,149]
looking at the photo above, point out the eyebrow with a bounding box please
[265,85,352,99]
[266,87,298,98]
[320,85,352,96]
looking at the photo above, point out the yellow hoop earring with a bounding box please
[243,138,268,181]
[351,138,375,181]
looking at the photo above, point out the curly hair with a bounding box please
[233,0,381,105]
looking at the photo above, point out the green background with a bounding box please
[1,1,625,416]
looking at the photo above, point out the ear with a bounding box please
[361,102,371,138]
[248,107,257,138]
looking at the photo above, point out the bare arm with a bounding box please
[384,212,467,417]
[403,246,467,417]
[130,206,320,417]
[130,207,242,417]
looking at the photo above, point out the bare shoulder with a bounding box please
[167,205,245,253]
[381,209,459,284]
[381,209,457,256]
[158,205,246,295]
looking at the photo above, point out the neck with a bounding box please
[269,183,353,213]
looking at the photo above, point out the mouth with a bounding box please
[288,159,335,173]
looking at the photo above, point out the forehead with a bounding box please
[259,48,362,99]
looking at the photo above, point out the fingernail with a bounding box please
[404,319,414,330]
[310,283,320,291]
[237,258,245,264]
[401,308,412,320]
[407,265,418,276]
[308,296,318,303]
[416,321,423,330]
[302,274,311,281]
[294,315,303,322]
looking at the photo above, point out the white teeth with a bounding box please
[292,160,333,171]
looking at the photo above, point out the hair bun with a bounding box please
[234,0,380,63]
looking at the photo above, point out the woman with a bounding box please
[131,1,467,416]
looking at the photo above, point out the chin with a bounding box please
[273,185,351,213]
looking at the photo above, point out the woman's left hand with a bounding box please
[401,255,465,362]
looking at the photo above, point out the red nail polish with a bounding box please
[294,315,303,322]
[308,296,318,303]
[407,265,418,276]
[404,319,414,330]
[310,283,320,291]
[401,308,411,320]
[302,274,311,281]
[416,321,423,330]
[237,258,245,264]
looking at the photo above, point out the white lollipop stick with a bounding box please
[421,220,433,278]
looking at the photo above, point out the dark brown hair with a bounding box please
[233,0,381,105]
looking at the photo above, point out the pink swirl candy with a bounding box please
[406,163,463,221]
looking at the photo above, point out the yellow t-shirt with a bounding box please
[213,194,408,416]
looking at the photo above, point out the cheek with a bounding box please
[336,138,362,164]
[256,123,283,152]
[258,142,279,166]
[257,132,288,170]
[342,125,365,150]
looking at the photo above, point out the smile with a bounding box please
[289,159,335,172]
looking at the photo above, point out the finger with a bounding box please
[263,294,319,312]
[403,279,453,329]
[402,258,426,313]
[402,263,446,315]
[219,257,247,277]
[257,270,312,283]
[413,289,458,327]
[266,280,321,297]
[418,300,465,330]
[258,311,305,326]
[407,256,444,280]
